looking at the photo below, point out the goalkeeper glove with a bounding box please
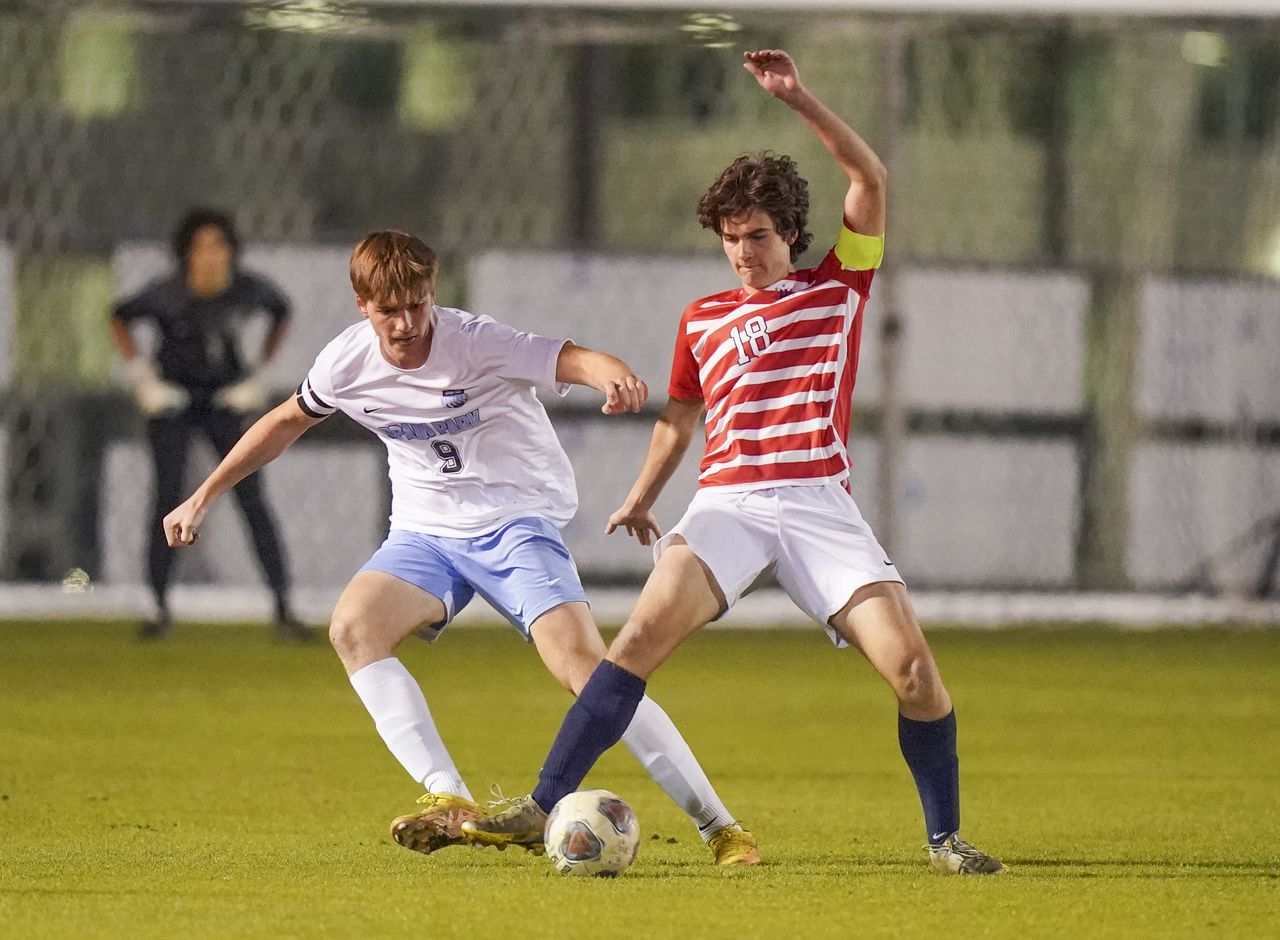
[213,373,268,413]
[126,359,189,416]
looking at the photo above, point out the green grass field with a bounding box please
[1,620,1277,938]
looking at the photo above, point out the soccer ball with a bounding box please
[544,789,640,877]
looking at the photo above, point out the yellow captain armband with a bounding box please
[834,227,884,271]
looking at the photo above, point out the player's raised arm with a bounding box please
[744,49,886,236]
[555,342,649,415]
[162,396,322,547]
[605,396,703,546]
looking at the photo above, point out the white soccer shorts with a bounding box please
[654,482,904,647]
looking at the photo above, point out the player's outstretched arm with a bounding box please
[743,49,886,236]
[163,397,322,547]
[606,396,703,546]
[555,342,649,415]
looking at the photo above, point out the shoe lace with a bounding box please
[950,837,987,860]
[414,792,479,813]
[925,835,986,861]
[709,824,753,850]
[708,828,730,849]
[485,784,522,813]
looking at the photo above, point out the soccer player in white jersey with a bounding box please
[466,50,1003,875]
[161,229,759,866]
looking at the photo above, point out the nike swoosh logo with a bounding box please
[363,405,383,414]
[883,559,894,566]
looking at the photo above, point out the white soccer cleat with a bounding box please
[926,834,1005,875]
[460,793,548,854]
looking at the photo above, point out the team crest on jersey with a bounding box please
[442,388,469,408]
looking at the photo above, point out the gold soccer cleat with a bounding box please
[707,825,761,866]
[389,792,484,855]
[925,835,1005,875]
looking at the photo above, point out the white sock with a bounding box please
[621,695,735,840]
[348,657,473,801]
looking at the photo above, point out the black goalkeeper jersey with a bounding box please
[112,271,290,392]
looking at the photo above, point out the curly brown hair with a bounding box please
[696,152,812,261]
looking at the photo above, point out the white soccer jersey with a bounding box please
[296,305,577,537]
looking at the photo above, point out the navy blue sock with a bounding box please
[898,710,960,845]
[531,660,647,812]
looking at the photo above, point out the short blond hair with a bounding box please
[349,230,439,302]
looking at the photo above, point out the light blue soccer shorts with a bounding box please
[358,516,589,641]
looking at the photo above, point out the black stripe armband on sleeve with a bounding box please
[295,378,336,418]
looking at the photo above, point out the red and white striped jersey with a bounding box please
[668,223,883,490]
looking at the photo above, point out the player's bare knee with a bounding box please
[555,652,600,695]
[608,619,666,677]
[613,615,652,651]
[328,611,370,663]
[893,650,945,709]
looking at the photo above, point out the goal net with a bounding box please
[1,1,1277,624]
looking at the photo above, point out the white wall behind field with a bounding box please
[100,441,386,591]
[1130,442,1280,593]
[1137,278,1280,424]
[468,250,733,401]
[471,252,1093,415]
[470,249,1279,593]
[0,243,13,390]
[63,245,1280,603]
[895,269,1087,413]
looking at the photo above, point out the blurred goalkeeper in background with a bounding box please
[108,208,306,641]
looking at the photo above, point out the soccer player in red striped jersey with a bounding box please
[466,50,1002,875]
